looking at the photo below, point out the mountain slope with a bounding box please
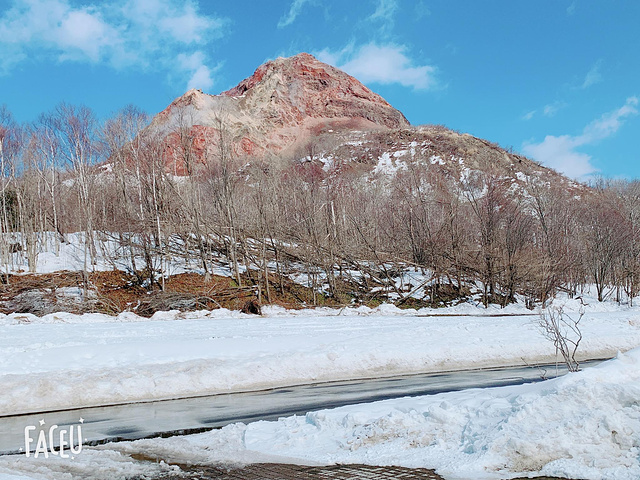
[149,52,580,196]
[151,53,409,172]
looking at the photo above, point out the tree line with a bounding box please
[0,102,638,308]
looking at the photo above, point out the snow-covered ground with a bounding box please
[2,348,639,480]
[107,347,640,480]
[1,293,640,479]
[1,296,640,416]
[0,232,233,277]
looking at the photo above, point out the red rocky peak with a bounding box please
[220,52,409,130]
[153,53,409,172]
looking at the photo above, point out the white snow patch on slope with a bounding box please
[373,152,408,174]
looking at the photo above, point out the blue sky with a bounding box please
[0,0,638,180]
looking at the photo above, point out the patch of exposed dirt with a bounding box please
[0,270,344,317]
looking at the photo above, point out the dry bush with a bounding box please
[538,305,583,372]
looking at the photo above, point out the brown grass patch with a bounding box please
[0,269,342,316]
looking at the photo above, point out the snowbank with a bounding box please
[236,348,640,479]
[1,297,640,415]
[96,349,640,480]
[5,350,637,479]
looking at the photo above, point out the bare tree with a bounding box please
[608,180,640,305]
[202,114,243,286]
[462,173,505,306]
[0,106,21,278]
[49,104,100,293]
[579,192,626,302]
[27,113,66,252]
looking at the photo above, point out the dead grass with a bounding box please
[0,269,343,317]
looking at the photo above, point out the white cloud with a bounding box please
[522,134,597,179]
[157,3,223,44]
[187,65,214,91]
[177,51,215,91]
[522,110,536,121]
[0,0,225,91]
[55,9,119,62]
[581,60,602,89]
[277,0,314,28]
[315,43,351,69]
[0,0,114,64]
[567,1,577,15]
[522,97,638,180]
[580,96,638,141]
[316,43,437,91]
[119,0,223,45]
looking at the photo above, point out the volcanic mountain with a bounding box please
[151,52,579,194]
[152,52,409,171]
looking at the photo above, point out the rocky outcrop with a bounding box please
[151,53,409,172]
[220,52,409,130]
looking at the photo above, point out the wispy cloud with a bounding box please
[581,96,638,141]
[581,60,603,89]
[542,101,567,117]
[277,0,315,28]
[368,0,398,23]
[317,43,438,91]
[522,101,566,121]
[0,0,226,91]
[567,1,577,15]
[366,0,399,36]
[414,1,431,20]
[522,96,638,180]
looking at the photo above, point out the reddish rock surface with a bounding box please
[220,52,408,130]
[150,53,409,172]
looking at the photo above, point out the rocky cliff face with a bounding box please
[220,52,409,131]
[151,53,409,172]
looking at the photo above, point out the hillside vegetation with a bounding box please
[1,102,639,315]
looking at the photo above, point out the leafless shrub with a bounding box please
[520,357,548,380]
[538,305,583,372]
